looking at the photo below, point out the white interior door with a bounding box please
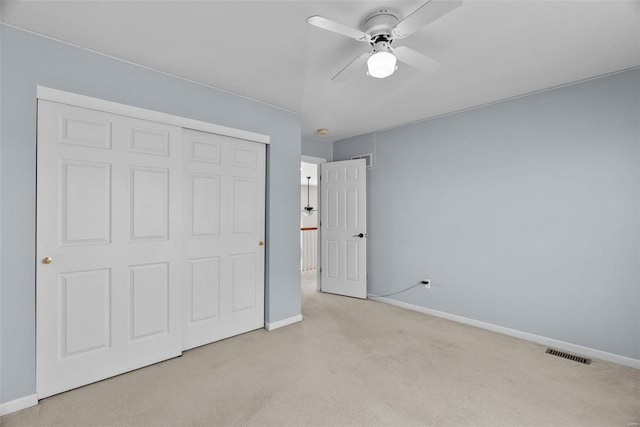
[182,129,265,350]
[36,100,182,398]
[320,159,367,299]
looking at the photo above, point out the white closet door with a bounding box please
[182,129,265,350]
[36,100,183,398]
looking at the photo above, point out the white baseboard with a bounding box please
[265,314,303,331]
[369,295,640,370]
[0,394,38,416]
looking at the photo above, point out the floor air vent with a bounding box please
[546,348,592,364]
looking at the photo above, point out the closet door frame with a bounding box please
[37,87,270,145]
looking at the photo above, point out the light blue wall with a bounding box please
[332,133,373,162]
[302,136,332,161]
[0,25,301,404]
[335,69,640,361]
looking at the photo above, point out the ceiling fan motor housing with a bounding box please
[362,9,399,43]
[371,40,392,54]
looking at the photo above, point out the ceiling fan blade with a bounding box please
[392,46,440,73]
[331,52,371,82]
[307,16,371,42]
[393,0,463,39]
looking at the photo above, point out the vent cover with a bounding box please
[351,154,373,167]
[546,348,592,364]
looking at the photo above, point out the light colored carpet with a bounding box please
[3,271,639,426]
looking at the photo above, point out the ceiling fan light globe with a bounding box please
[367,51,396,78]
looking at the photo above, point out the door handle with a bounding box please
[354,233,366,238]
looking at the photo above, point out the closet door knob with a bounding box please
[258,241,264,247]
[42,257,53,264]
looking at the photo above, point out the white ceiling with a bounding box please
[2,1,639,141]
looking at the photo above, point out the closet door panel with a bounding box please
[182,129,265,350]
[36,100,182,398]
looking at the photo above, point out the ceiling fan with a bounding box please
[307,0,462,81]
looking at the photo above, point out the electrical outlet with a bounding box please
[421,279,431,289]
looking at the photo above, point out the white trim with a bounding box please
[265,314,303,331]
[369,295,640,370]
[331,66,640,142]
[0,394,38,416]
[3,23,296,116]
[36,86,270,145]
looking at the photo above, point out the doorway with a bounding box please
[300,155,325,294]
[299,155,368,299]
